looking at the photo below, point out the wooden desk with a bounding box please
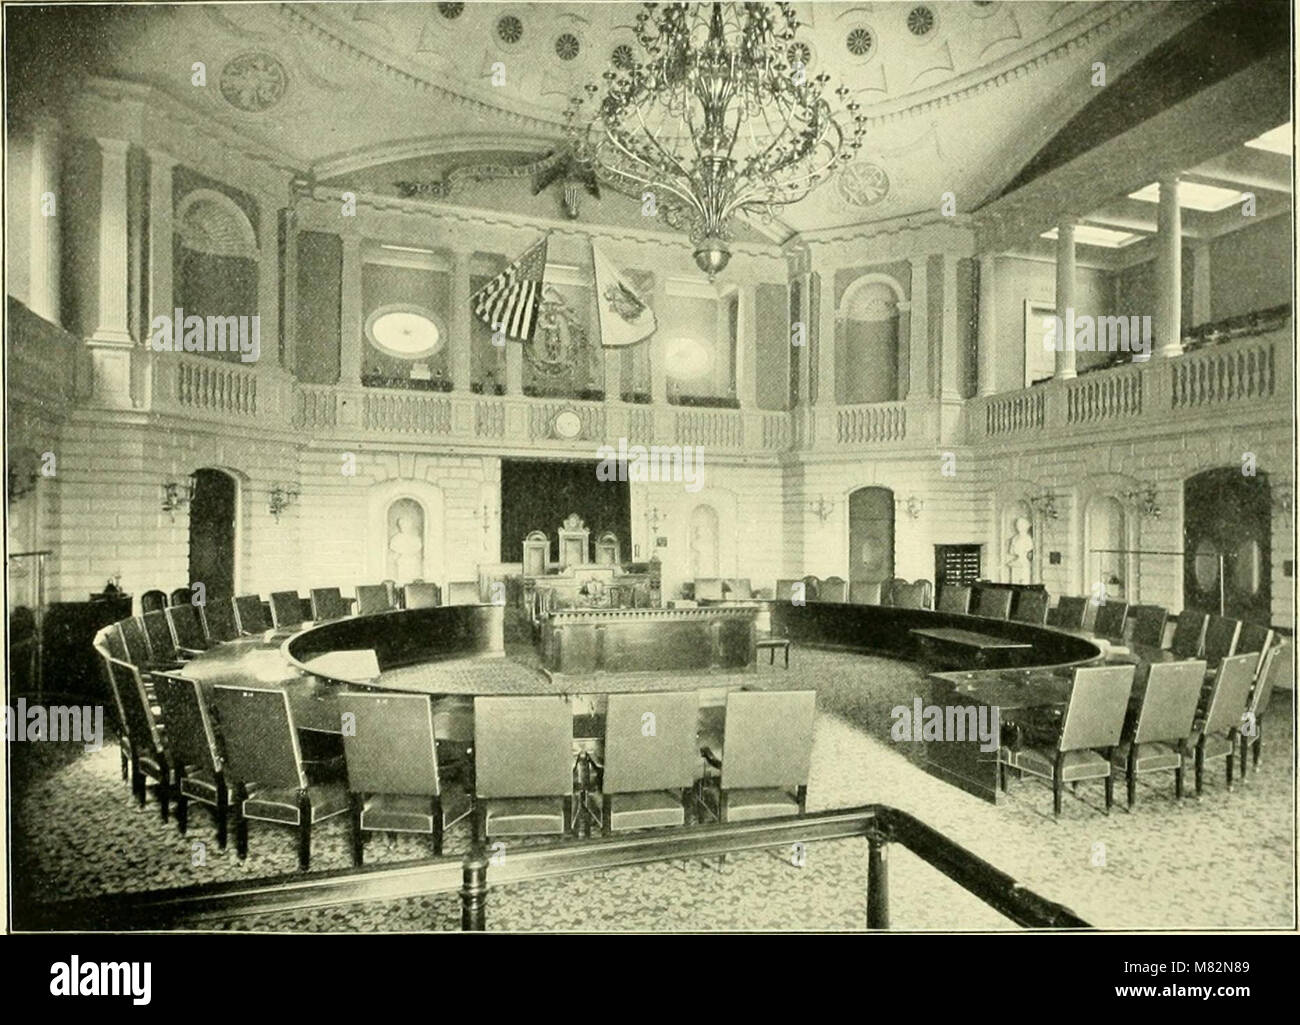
[540,606,758,674]
[911,627,1034,668]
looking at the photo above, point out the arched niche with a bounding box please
[366,480,445,590]
[1077,473,1141,603]
[174,189,259,260]
[991,479,1039,585]
[836,273,906,404]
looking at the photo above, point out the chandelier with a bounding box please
[565,2,866,279]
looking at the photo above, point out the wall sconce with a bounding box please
[161,476,196,521]
[268,483,300,522]
[897,495,924,519]
[808,496,834,522]
[1029,491,1060,521]
[1124,483,1161,519]
[646,505,667,539]
[8,464,39,505]
[1272,481,1294,523]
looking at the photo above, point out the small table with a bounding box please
[910,627,1034,669]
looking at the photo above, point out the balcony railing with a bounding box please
[17,804,1091,932]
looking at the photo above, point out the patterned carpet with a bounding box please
[11,648,1294,931]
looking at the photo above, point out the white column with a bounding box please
[977,253,998,396]
[282,207,299,371]
[939,253,962,401]
[907,256,930,401]
[340,233,363,385]
[1155,176,1183,358]
[450,248,473,391]
[815,268,836,406]
[29,122,60,324]
[147,152,174,326]
[92,138,133,345]
[256,194,280,368]
[737,281,758,407]
[1191,238,1211,328]
[795,271,813,407]
[1054,219,1077,380]
[86,138,134,408]
[650,273,668,404]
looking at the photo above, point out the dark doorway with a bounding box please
[849,486,895,589]
[500,459,631,564]
[1183,467,1271,623]
[188,469,237,598]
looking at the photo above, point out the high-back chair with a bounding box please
[694,578,724,601]
[937,584,972,615]
[165,603,210,657]
[354,584,394,615]
[233,594,271,635]
[93,627,139,788]
[725,579,753,600]
[104,656,171,819]
[1005,664,1134,817]
[1242,641,1289,774]
[446,581,481,605]
[210,684,353,870]
[700,689,816,823]
[1201,615,1241,670]
[775,578,808,604]
[473,695,574,840]
[1169,609,1209,658]
[1186,652,1257,796]
[202,598,240,642]
[974,588,1013,620]
[884,577,908,607]
[403,581,442,609]
[269,591,305,629]
[141,589,168,614]
[892,580,931,610]
[152,673,228,847]
[142,609,183,665]
[340,692,471,859]
[849,580,884,605]
[116,616,153,666]
[800,575,821,602]
[1111,660,1206,808]
[1092,600,1129,642]
[1234,623,1275,678]
[169,587,192,607]
[103,622,130,662]
[310,587,351,621]
[1011,590,1049,625]
[598,691,700,834]
[1128,604,1169,648]
[1048,596,1088,630]
[819,576,847,603]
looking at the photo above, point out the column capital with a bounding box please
[1158,173,1181,191]
[1056,217,1079,236]
[95,137,131,159]
[907,254,929,272]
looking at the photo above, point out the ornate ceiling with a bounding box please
[31,2,1223,237]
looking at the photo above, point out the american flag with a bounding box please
[471,236,549,342]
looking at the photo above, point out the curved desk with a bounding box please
[770,601,1107,803]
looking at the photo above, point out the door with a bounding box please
[1183,468,1271,622]
[188,469,237,599]
[849,487,894,589]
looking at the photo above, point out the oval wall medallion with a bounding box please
[219,52,289,112]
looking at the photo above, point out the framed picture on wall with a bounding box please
[1024,300,1056,387]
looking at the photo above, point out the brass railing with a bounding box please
[18,804,1090,932]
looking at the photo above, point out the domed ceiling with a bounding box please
[38,1,1209,237]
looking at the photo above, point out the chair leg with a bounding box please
[157,757,170,823]
[120,745,128,782]
[431,796,444,857]
[296,790,312,871]
[215,774,228,850]
[1126,750,1136,810]
[234,784,249,860]
[131,751,145,807]
[1052,774,1063,818]
[1175,764,1185,802]
[1226,749,1234,791]
[1104,772,1114,815]
[175,767,189,835]
[1195,743,1205,796]
[1253,723,1262,769]
[999,760,1007,793]
[350,795,364,866]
